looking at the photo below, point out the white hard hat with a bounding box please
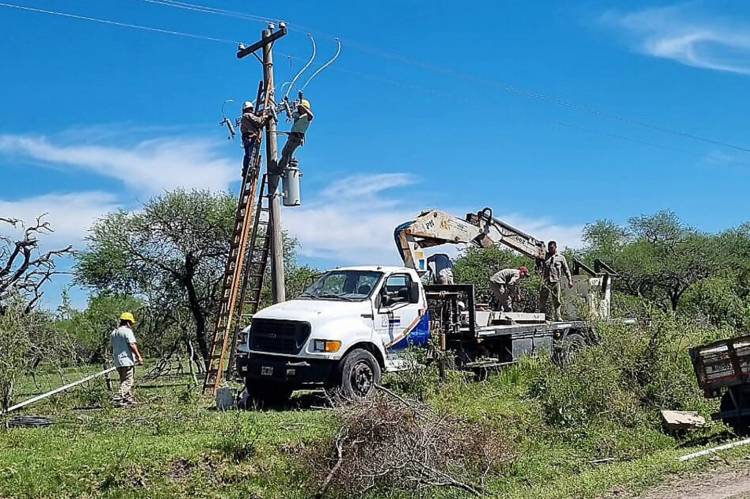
[242,101,254,110]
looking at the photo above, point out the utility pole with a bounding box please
[261,26,286,304]
[238,23,288,303]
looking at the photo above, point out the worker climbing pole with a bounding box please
[204,23,341,394]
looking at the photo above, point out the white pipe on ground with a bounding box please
[1,366,117,415]
[678,438,750,462]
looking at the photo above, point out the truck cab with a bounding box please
[235,266,428,403]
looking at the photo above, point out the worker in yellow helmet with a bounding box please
[277,98,314,174]
[110,312,144,407]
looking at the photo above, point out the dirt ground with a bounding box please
[635,460,750,499]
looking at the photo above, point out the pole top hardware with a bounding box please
[236,24,289,59]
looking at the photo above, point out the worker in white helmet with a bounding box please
[240,100,267,177]
[277,98,314,174]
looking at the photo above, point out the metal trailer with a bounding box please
[690,335,750,433]
[424,284,595,375]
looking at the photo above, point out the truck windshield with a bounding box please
[298,270,382,301]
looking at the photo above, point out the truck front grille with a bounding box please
[248,319,311,355]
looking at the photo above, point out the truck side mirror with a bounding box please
[409,282,420,303]
[380,291,391,308]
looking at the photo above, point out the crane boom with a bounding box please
[395,207,546,273]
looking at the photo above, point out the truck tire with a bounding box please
[243,379,293,409]
[337,348,381,400]
[720,390,750,435]
[554,332,586,366]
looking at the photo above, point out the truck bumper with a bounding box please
[236,352,337,387]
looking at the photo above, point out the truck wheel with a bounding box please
[243,380,293,409]
[554,332,586,366]
[720,390,750,435]
[337,349,381,400]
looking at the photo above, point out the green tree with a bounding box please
[581,211,744,312]
[0,299,71,410]
[75,189,310,363]
[75,190,236,362]
[57,293,144,363]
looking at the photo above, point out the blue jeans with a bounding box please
[243,135,258,175]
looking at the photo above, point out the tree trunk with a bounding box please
[183,255,210,363]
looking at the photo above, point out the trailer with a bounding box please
[690,334,750,433]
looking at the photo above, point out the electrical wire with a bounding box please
[284,33,316,99]
[138,0,274,24]
[6,0,749,155]
[0,1,242,45]
[136,0,750,155]
[301,37,341,92]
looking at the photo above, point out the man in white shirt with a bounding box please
[111,312,143,406]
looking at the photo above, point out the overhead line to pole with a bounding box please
[136,0,750,155]
[0,1,242,45]
[5,0,749,155]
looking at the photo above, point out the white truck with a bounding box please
[234,208,616,404]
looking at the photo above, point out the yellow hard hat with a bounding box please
[119,312,136,324]
[299,99,311,111]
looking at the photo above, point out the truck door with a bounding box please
[374,273,428,352]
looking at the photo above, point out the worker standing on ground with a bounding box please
[240,101,267,177]
[277,98,314,173]
[111,312,144,407]
[489,266,530,312]
[538,241,573,321]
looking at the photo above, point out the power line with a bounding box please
[138,0,274,25]
[137,0,750,155]
[0,1,242,45]
[6,0,749,156]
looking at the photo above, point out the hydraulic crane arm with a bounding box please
[395,207,546,273]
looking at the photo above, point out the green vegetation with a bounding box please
[3,200,750,497]
[2,317,747,498]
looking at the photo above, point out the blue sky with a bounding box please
[1,0,749,308]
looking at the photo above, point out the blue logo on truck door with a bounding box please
[388,312,430,351]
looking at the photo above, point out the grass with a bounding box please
[3,319,750,498]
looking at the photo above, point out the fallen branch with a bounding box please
[316,432,347,498]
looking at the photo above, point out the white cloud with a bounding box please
[0,191,120,249]
[284,173,583,266]
[0,134,237,193]
[602,4,750,75]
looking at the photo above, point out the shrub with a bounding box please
[529,316,728,443]
[309,392,515,497]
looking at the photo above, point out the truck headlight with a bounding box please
[312,340,342,353]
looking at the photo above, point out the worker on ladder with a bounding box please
[277,98,314,174]
[240,100,267,177]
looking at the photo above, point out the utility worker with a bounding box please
[240,101,267,177]
[110,312,144,407]
[538,241,573,321]
[489,266,530,312]
[277,98,314,174]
